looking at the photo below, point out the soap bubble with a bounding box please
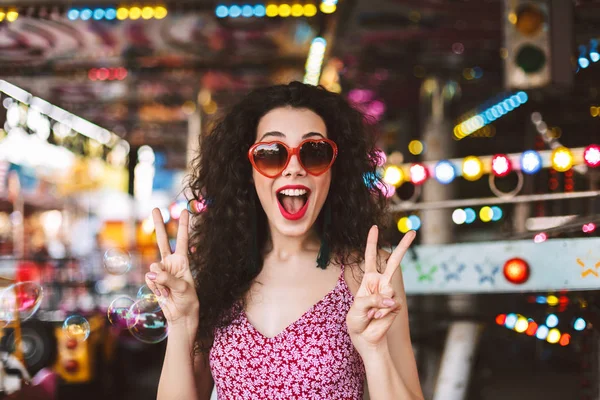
[103,249,131,275]
[127,297,168,344]
[0,282,43,327]
[63,315,91,342]
[107,296,134,329]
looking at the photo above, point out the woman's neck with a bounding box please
[266,225,320,262]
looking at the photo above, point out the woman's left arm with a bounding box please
[361,261,423,400]
[346,226,424,400]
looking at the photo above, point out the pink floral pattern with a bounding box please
[209,265,365,399]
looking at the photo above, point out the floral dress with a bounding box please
[209,264,365,399]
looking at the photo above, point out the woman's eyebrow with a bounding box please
[258,131,325,141]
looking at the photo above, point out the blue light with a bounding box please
[491,108,500,119]
[546,314,558,328]
[491,206,503,221]
[495,105,505,115]
[93,8,105,20]
[521,150,542,174]
[505,313,518,329]
[67,9,79,20]
[573,317,586,331]
[591,52,600,63]
[503,99,514,111]
[579,57,590,69]
[242,5,254,17]
[434,160,456,184]
[508,98,517,108]
[105,8,117,20]
[253,4,266,16]
[464,208,476,224]
[536,296,546,304]
[473,66,483,79]
[536,325,549,340]
[517,91,528,103]
[80,8,93,20]
[229,5,242,17]
[408,215,421,231]
[215,5,229,18]
[485,110,494,122]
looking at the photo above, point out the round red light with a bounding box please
[525,321,538,336]
[64,359,79,373]
[66,338,78,350]
[495,314,506,325]
[409,163,428,185]
[503,257,530,284]
[559,333,570,346]
[583,144,600,168]
[491,154,512,177]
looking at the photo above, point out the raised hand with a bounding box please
[145,208,199,326]
[346,226,415,354]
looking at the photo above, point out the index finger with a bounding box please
[174,209,189,256]
[383,230,416,283]
[364,225,379,274]
[152,208,172,260]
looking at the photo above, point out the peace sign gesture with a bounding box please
[145,208,199,327]
[346,226,416,354]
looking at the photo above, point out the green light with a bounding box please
[515,44,546,73]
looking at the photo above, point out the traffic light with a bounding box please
[504,0,573,90]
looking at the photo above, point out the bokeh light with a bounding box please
[462,156,483,181]
[521,150,542,174]
[545,314,558,328]
[408,140,424,155]
[573,317,586,331]
[550,146,573,172]
[503,257,530,284]
[547,328,561,344]
[491,154,512,177]
[583,144,600,167]
[409,163,428,185]
[464,208,476,224]
[452,208,467,225]
[491,206,503,221]
[535,325,549,340]
[515,316,529,333]
[479,206,494,222]
[434,160,456,184]
[383,166,403,186]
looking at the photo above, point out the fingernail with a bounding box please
[383,298,395,307]
[161,288,169,297]
[147,272,157,280]
[374,311,383,319]
[367,309,375,319]
[155,289,161,297]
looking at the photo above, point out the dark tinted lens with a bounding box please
[252,143,288,176]
[299,141,334,174]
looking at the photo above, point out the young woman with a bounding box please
[145,82,424,399]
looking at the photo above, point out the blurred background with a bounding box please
[0,0,598,399]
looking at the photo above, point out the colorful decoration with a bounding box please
[503,258,530,285]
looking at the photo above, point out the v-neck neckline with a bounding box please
[241,265,346,341]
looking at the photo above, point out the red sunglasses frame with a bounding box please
[248,138,338,178]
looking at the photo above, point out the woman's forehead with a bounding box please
[256,107,327,141]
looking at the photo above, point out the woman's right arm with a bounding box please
[146,208,212,400]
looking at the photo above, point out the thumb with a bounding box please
[152,271,188,293]
[353,294,396,314]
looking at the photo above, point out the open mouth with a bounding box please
[276,187,311,220]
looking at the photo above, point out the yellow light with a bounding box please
[278,4,291,17]
[547,328,561,344]
[479,206,493,223]
[0,11,5,21]
[462,156,483,181]
[141,6,154,19]
[303,4,317,17]
[291,4,304,16]
[383,166,404,186]
[591,106,599,117]
[508,12,517,24]
[320,3,337,14]
[551,146,573,172]
[408,140,424,155]
[116,7,129,20]
[129,7,142,20]
[515,316,529,333]
[141,216,155,235]
[397,217,411,233]
[154,6,168,19]
[6,10,18,22]
[546,295,559,306]
[266,4,279,16]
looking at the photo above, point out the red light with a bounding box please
[559,296,569,305]
[66,338,78,350]
[64,359,79,373]
[533,232,547,243]
[491,154,512,177]
[583,144,600,168]
[525,321,538,336]
[582,223,596,233]
[495,314,506,325]
[559,333,571,346]
[409,163,428,185]
[88,68,98,81]
[97,68,110,81]
[503,258,530,284]
[116,67,128,80]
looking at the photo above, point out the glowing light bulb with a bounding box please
[551,147,573,172]
[462,156,483,181]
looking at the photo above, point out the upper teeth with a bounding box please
[279,189,307,196]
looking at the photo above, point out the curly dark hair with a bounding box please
[187,81,389,352]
